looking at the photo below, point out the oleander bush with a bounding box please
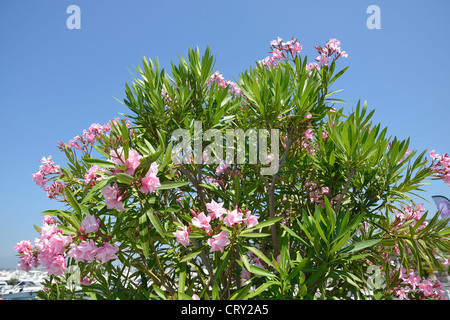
[15,37,450,300]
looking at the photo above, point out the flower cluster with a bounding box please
[429,150,450,187]
[207,71,242,97]
[304,179,330,208]
[314,38,348,68]
[258,37,302,67]
[58,119,132,152]
[14,216,72,276]
[392,203,428,232]
[173,200,259,253]
[391,267,447,300]
[32,156,65,200]
[68,213,119,265]
[15,213,120,278]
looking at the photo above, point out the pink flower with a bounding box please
[223,209,244,227]
[101,183,125,211]
[32,171,46,188]
[429,150,440,160]
[40,222,58,240]
[206,200,227,220]
[81,213,101,234]
[395,287,410,300]
[316,53,330,67]
[192,294,200,300]
[43,215,56,225]
[215,160,230,176]
[174,226,190,248]
[405,271,422,290]
[141,162,161,194]
[14,240,33,254]
[191,212,212,232]
[304,129,314,140]
[48,232,72,255]
[67,240,98,262]
[245,211,259,229]
[207,230,230,253]
[96,243,119,264]
[420,280,435,297]
[18,252,35,272]
[84,165,106,186]
[47,255,67,276]
[125,149,143,175]
[80,277,94,286]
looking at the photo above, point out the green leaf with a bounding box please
[178,263,186,296]
[238,232,271,238]
[214,248,232,282]
[156,181,190,190]
[146,207,167,241]
[139,213,150,258]
[330,233,350,254]
[340,239,381,254]
[241,216,283,234]
[248,265,278,279]
[115,172,134,185]
[246,281,280,299]
[229,283,252,300]
[64,187,81,218]
[180,245,207,262]
[84,157,118,169]
[243,245,273,267]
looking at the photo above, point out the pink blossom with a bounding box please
[304,129,314,140]
[215,160,230,176]
[206,200,227,220]
[420,280,435,297]
[14,240,33,254]
[84,165,107,186]
[48,232,72,255]
[395,287,410,300]
[101,183,125,211]
[43,215,56,225]
[18,252,35,272]
[245,211,259,228]
[207,230,230,253]
[191,212,212,232]
[40,222,58,240]
[174,226,190,248]
[223,209,244,227]
[429,150,440,160]
[405,271,422,290]
[81,213,101,234]
[315,53,330,67]
[80,277,94,286]
[96,243,119,264]
[32,171,46,188]
[67,240,98,262]
[192,294,200,300]
[141,162,161,194]
[47,255,67,276]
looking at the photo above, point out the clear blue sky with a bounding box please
[1,0,449,266]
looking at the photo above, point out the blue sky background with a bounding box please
[0,0,449,267]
